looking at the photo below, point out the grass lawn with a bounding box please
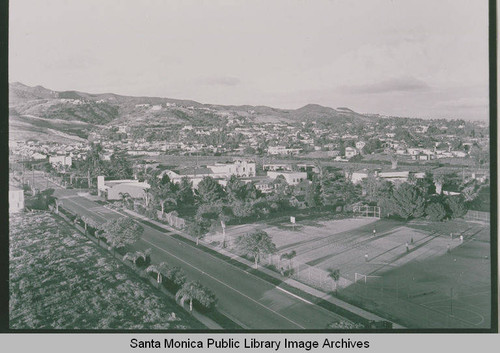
[214,213,491,329]
[336,218,491,329]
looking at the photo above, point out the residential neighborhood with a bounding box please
[7,0,492,340]
[8,83,492,332]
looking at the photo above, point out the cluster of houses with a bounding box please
[77,110,484,164]
[96,159,311,201]
[98,154,459,205]
[10,140,86,164]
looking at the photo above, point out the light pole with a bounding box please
[450,287,453,315]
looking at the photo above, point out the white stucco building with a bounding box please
[97,176,150,200]
[207,160,256,178]
[49,155,72,167]
[267,171,307,185]
[9,186,24,213]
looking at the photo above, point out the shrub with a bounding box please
[163,267,187,293]
[193,288,218,312]
[134,204,146,214]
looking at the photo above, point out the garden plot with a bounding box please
[9,211,204,329]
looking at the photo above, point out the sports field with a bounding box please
[217,216,491,329]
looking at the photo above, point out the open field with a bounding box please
[9,211,204,329]
[9,119,86,144]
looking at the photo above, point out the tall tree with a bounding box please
[196,176,225,204]
[177,177,195,207]
[445,195,468,219]
[416,171,436,198]
[108,152,133,180]
[320,172,360,208]
[425,202,447,221]
[187,219,208,245]
[84,143,107,187]
[305,176,322,207]
[272,175,290,198]
[235,230,277,268]
[226,175,258,202]
[149,174,178,214]
[231,200,255,221]
[361,175,393,204]
[383,183,426,220]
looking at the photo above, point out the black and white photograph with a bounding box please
[6,0,495,338]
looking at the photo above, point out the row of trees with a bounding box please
[305,172,361,209]
[379,183,467,221]
[144,262,217,313]
[361,171,476,221]
[147,167,358,228]
[43,143,135,189]
[81,215,217,313]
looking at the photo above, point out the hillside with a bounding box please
[9,82,373,141]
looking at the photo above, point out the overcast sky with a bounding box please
[9,0,489,120]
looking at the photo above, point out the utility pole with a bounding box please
[450,287,453,315]
[32,167,35,194]
[21,157,25,184]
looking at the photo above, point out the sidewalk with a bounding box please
[122,208,406,329]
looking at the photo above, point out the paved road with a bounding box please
[33,175,349,329]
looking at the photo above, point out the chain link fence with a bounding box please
[464,210,490,222]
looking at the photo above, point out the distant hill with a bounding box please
[9,82,374,141]
[9,82,59,102]
[285,104,371,123]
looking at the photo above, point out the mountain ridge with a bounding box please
[8,82,375,143]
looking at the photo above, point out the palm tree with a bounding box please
[84,143,104,188]
[136,248,152,265]
[327,268,341,294]
[159,197,177,215]
[143,188,152,208]
[187,220,207,246]
[175,281,206,313]
[81,215,97,235]
[54,199,63,214]
[119,192,132,208]
[123,252,140,263]
[146,262,169,284]
[434,174,446,195]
